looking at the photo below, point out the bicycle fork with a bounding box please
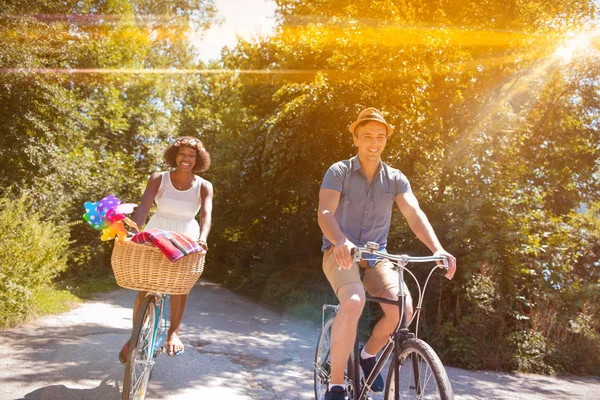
[154,295,169,357]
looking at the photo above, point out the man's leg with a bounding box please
[330,283,365,385]
[364,288,413,355]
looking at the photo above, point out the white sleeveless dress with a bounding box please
[144,172,202,241]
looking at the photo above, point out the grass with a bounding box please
[1,276,120,329]
[30,286,81,317]
[59,276,119,299]
[1,286,81,329]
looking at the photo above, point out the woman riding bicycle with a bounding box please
[119,136,214,363]
[317,107,456,400]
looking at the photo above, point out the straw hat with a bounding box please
[348,107,394,136]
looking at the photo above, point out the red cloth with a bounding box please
[131,229,203,262]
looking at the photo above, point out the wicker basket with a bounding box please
[111,239,205,295]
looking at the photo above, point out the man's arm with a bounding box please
[317,188,354,269]
[395,191,456,279]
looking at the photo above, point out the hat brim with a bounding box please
[349,118,394,136]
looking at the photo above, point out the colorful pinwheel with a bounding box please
[83,195,139,242]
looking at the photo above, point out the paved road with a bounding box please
[1,280,599,399]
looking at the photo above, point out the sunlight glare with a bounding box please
[554,33,592,63]
[189,0,276,61]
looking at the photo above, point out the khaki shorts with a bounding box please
[322,247,407,296]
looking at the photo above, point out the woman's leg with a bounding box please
[167,293,189,356]
[132,291,148,321]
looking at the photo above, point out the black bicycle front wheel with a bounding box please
[313,314,358,400]
[123,294,157,400]
[384,338,453,400]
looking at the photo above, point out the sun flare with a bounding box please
[554,33,593,63]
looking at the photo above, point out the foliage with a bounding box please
[197,0,600,375]
[439,320,479,370]
[506,329,554,374]
[0,0,218,322]
[0,195,71,327]
[0,0,219,276]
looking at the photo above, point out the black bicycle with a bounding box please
[313,242,454,400]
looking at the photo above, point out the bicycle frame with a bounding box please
[357,244,447,399]
[148,293,170,359]
[152,294,169,357]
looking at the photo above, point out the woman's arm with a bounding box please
[198,179,213,248]
[133,172,162,229]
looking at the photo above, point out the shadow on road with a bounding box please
[19,377,121,400]
[8,281,595,399]
[1,282,318,399]
[448,366,600,399]
[0,322,130,385]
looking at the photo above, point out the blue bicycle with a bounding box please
[111,238,205,400]
[122,292,170,399]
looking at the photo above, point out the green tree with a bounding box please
[199,0,600,373]
[0,1,218,274]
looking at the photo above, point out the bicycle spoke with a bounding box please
[419,362,435,393]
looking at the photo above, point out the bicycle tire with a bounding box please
[314,314,359,400]
[384,338,453,400]
[122,294,157,400]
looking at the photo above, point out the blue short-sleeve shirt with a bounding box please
[321,155,411,257]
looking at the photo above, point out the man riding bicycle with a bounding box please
[317,107,457,400]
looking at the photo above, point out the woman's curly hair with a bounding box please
[163,136,211,173]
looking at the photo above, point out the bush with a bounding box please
[0,195,71,327]
[506,329,554,374]
[439,320,479,369]
[550,308,600,375]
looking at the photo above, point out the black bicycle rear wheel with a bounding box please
[122,294,157,400]
[384,338,453,400]
[314,314,358,399]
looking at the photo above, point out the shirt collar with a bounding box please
[351,154,384,175]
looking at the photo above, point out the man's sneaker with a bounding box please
[360,349,384,393]
[325,385,346,400]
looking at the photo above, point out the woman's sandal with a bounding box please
[119,340,130,365]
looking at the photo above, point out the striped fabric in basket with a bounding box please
[130,228,204,262]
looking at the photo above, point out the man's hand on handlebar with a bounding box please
[333,239,355,270]
[434,249,456,280]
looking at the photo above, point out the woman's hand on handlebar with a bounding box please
[197,239,208,253]
[434,249,456,279]
[333,239,355,270]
